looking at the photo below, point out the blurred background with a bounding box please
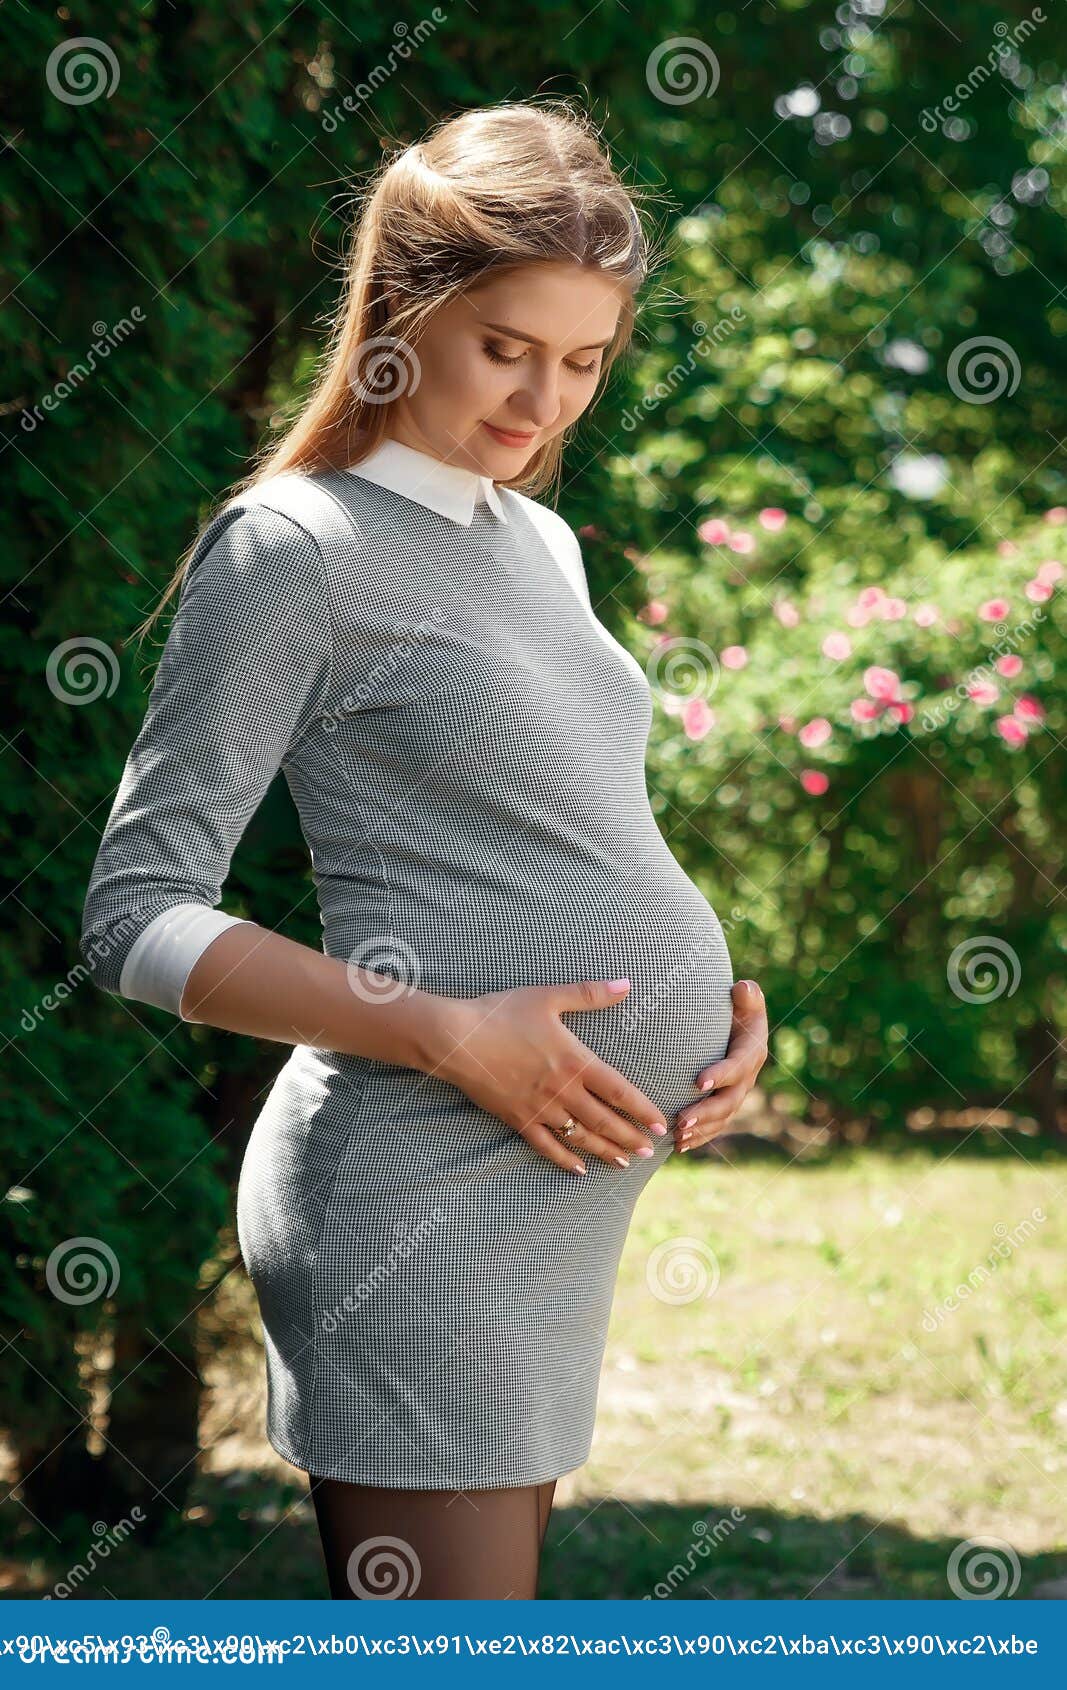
[3,0,1065,1599]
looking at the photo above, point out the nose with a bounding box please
[512,365,562,430]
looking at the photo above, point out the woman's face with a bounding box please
[383,260,627,478]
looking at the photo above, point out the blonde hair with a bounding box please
[133,97,654,646]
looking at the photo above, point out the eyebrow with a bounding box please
[482,320,614,351]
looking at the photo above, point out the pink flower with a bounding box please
[997,540,1019,557]
[995,715,1028,747]
[798,717,832,748]
[682,697,714,740]
[800,769,829,795]
[727,530,755,554]
[822,631,852,660]
[996,654,1023,678]
[778,714,797,733]
[888,701,914,724]
[851,698,883,722]
[1015,695,1044,723]
[1025,579,1053,602]
[878,596,908,621]
[864,665,902,702]
[857,586,886,611]
[578,524,603,541]
[968,681,1000,707]
[846,605,872,628]
[1037,559,1063,584]
[978,597,1010,622]
[758,507,787,531]
[720,645,748,669]
[698,518,731,546]
[1045,507,1067,524]
[774,599,800,627]
[914,603,940,627]
[639,600,669,625]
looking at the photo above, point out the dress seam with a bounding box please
[296,1060,376,1473]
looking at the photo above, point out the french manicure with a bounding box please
[571,1161,587,1175]
[635,1146,654,1159]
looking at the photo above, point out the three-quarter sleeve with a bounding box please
[79,500,334,1018]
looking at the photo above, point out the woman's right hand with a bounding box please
[425,978,669,1173]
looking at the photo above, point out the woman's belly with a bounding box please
[320,845,736,1123]
[550,878,736,1121]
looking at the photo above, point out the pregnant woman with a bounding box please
[79,99,767,1600]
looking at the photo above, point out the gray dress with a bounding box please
[80,461,735,1490]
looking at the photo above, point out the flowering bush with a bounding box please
[620,508,1064,1132]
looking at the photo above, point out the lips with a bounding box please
[482,421,537,446]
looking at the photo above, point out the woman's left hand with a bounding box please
[673,980,769,1151]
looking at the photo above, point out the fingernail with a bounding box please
[572,1161,587,1175]
[613,1155,630,1167]
[648,1121,667,1136]
[606,978,630,991]
[635,1146,654,1159]
[679,1114,696,1129]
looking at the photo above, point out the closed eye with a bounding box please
[483,343,599,377]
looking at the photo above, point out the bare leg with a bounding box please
[308,1473,543,1599]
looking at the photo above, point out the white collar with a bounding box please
[344,436,509,527]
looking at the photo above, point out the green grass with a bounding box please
[4,1135,1065,1599]
[551,1131,1067,1599]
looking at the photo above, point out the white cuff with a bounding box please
[118,904,253,1018]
